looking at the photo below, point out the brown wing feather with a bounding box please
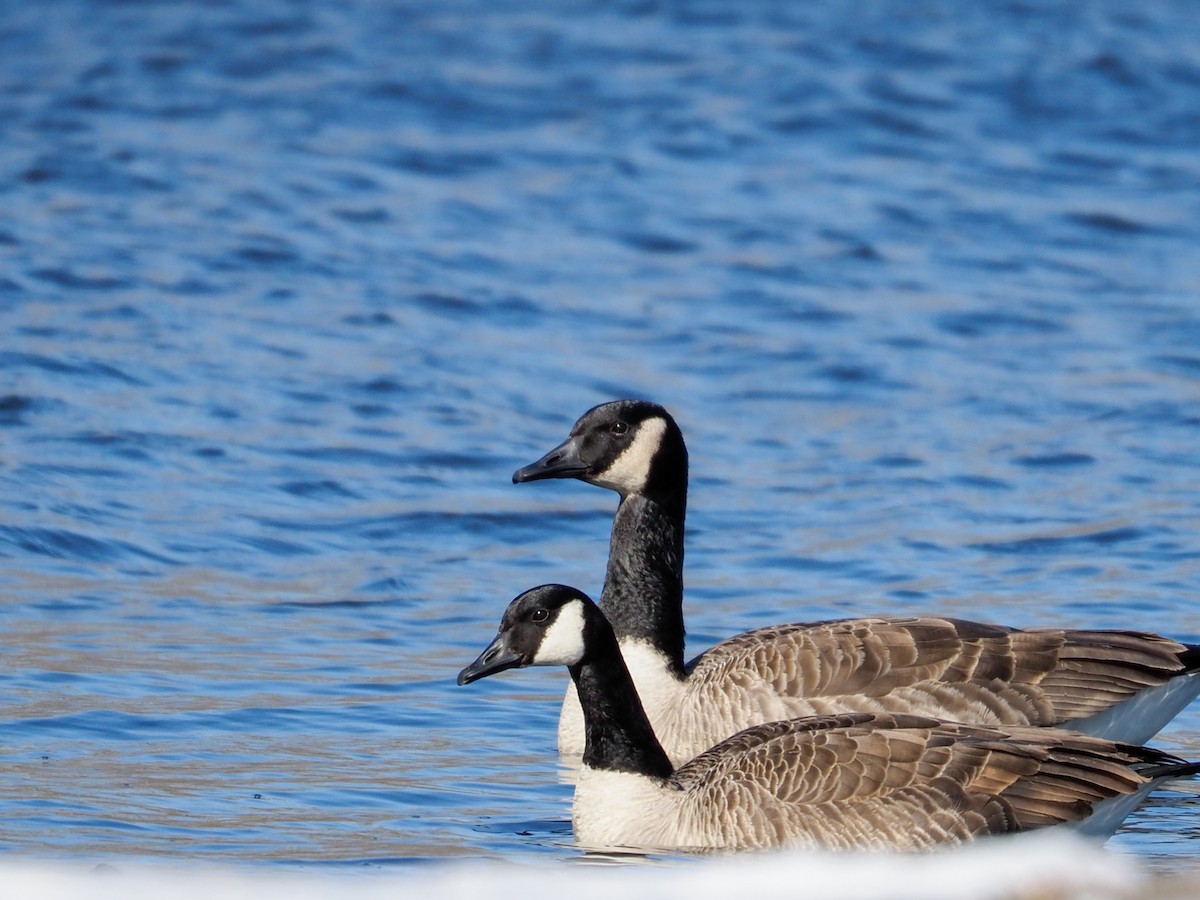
[668,713,1156,851]
[686,618,1191,727]
[1030,629,1194,719]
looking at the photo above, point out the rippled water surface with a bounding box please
[2,0,1199,875]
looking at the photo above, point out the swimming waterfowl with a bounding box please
[514,399,1200,765]
[459,585,1200,853]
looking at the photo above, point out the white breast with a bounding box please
[571,766,682,851]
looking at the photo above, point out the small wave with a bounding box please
[280,479,361,500]
[935,311,1065,338]
[971,525,1145,556]
[384,148,500,177]
[31,268,130,291]
[0,526,178,565]
[0,394,38,426]
[617,232,698,254]
[0,352,144,385]
[1011,452,1096,469]
[1067,211,1153,235]
[1152,355,1200,380]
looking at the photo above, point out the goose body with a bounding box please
[515,400,1200,766]
[459,585,1200,853]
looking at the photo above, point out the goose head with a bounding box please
[512,399,687,500]
[458,585,596,685]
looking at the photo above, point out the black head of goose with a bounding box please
[514,399,688,671]
[459,585,1200,853]
[514,400,1200,764]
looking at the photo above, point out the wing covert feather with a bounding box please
[682,618,1191,734]
[665,713,1155,850]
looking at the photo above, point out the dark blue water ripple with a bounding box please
[1011,452,1096,469]
[0,526,179,566]
[971,526,1149,556]
[0,352,143,385]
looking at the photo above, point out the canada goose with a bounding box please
[514,400,1200,765]
[459,585,1200,853]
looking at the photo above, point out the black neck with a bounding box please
[569,612,675,779]
[598,490,687,675]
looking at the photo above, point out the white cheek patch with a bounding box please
[533,600,587,666]
[593,417,668,495]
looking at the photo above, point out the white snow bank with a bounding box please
[1,833,1153,900]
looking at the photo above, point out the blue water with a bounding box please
[2,0,1199,875]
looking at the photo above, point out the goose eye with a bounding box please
[610,421,629,436]
[531,608,550,623]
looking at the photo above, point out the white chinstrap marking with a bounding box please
[592,416,668,495]
[532,600,587,667]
